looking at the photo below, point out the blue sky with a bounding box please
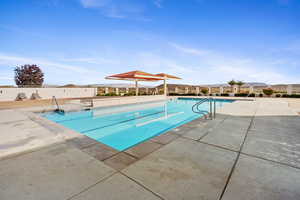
[0,0,299,85]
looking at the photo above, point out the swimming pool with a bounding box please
[43,98,234,151]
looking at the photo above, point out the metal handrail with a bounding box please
[192,98,209,113]
[192,97,216,119]
[52,96,65,114]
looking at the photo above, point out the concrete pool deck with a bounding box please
[0,97,300,200]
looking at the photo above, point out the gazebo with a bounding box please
[105,71,181,96]
[155,73,182,95]
[105,71,164,96]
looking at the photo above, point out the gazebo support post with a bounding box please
[164,78,167,96]
[135,80,139,96]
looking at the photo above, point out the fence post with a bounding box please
[185,87,189,94]
[287,84,293,95]
[219,87,224,94]
[249,86,254,94]
[210,98,212,119]
[214,99,216,119]
[175,87,178,93]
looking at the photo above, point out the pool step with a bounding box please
[80,99,93,109]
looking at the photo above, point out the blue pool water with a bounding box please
[43,98,234,151]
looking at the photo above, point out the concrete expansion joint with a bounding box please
[0,119,27,125]
[218,111,256,200]
[66,172,118,200]
[119,172,166,200]
[197,117,228,142]
[197,140,239,153]
[240,152,300,171]
[0,141,65,162]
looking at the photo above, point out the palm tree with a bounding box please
[236,81,245,93]
[228,79,236,93]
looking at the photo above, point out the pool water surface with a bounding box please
[43,98,234,151]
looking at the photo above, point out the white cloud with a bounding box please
[137,52,195,73]
[169,42,210,56]
[0,76,13,80]
[213,65,288,83]
[283,40,300,54]
[0,53,94,73]
[277,0,291,5]
[169,42,299,84]
[80,0,110,8]
[79,0,145,19]
[154,0,163,8]
[61,57,119,65]
[0,72,14,84]
[132,52,202,85]
[0,24,51,39]
[0,53,108,85]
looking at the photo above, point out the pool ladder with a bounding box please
[52,96,65,114]
[192,97,216,120]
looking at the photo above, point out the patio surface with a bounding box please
[0,97,299,200]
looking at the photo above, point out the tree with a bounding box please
[228,79,236,93]
[236,81,245,93]
[263,88,274,97]
[14,64,44,87]
[201,88,208,95]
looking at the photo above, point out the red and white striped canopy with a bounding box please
[155,73,181,80]
[105,71,165,81]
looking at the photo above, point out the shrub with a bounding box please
[275,94,281,98]
[124,92,136,96]
[262,88,274,96]
[234,93,248,97]
[281,94,300,98]
[221,93,229,96]
[168,93,199,96]
[180,93,197,96]
[30,92,41,100]
[248,93,255,97]
[139,92,149,96]
[104,92,118,96]
[168,93,180,96]
[259,93,263,97]
[290,94,300,98]
[201,88,208,95]
[215,93,220,96]
[15,93,27,101]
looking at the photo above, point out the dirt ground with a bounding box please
[0,96,115,110]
